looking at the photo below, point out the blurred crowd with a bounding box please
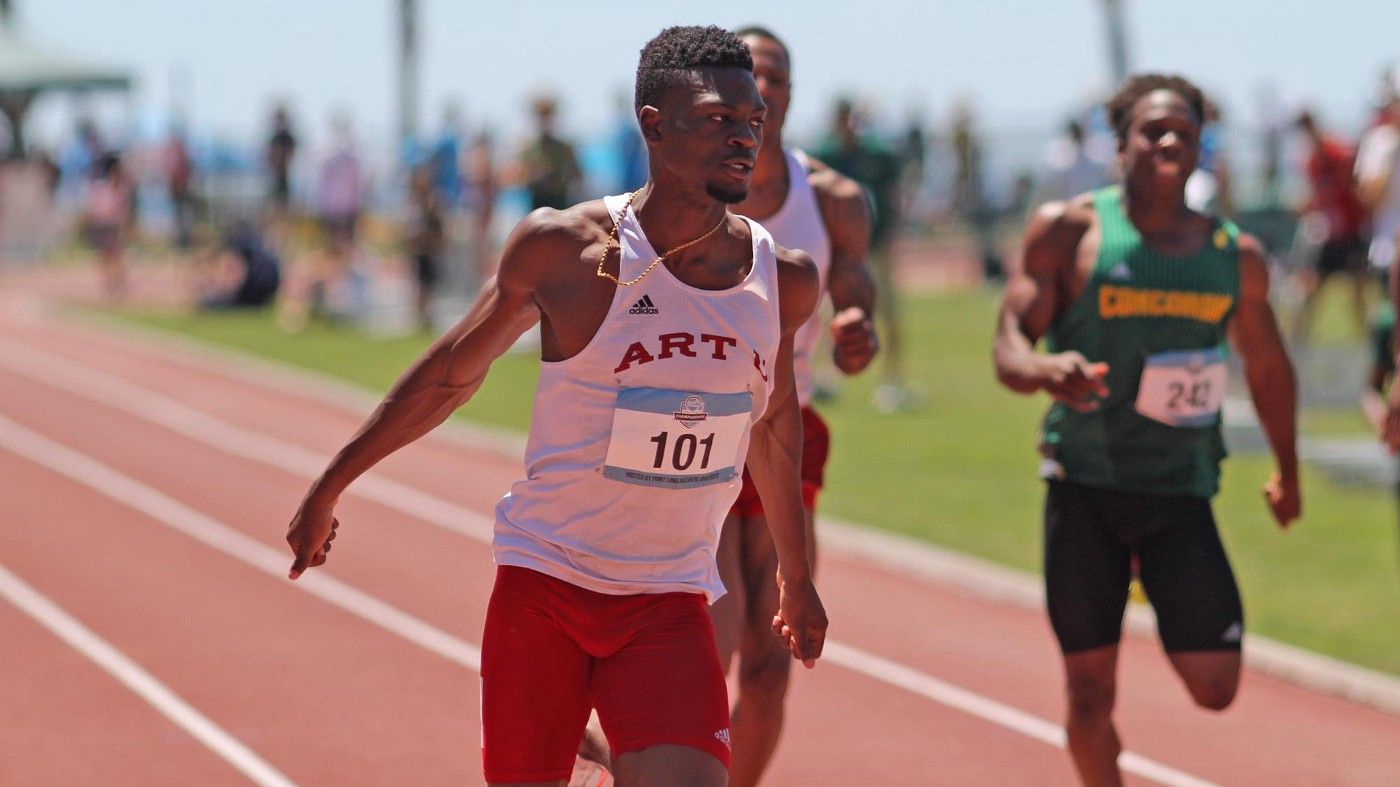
[2,61,1399,373]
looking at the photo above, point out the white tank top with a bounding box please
[754,150,831,406]
[493,194,782,601]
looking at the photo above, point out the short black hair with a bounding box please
[1106,73,1206,142]
[634,25,753,113]
[734,25,791,70]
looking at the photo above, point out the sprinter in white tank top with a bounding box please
[711,28,881,787]
[283,25,827,787]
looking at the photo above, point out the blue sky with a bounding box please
[13,0,1399,148]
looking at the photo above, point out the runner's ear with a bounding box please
[638,106,663,142]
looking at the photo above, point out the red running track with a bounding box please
[1,295,1398,786]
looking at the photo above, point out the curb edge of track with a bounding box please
[59,306,1400,719]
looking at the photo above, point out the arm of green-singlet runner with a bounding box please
[994,198,1108,406]
[1228,235,1301,528]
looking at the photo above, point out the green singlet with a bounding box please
[1041,186,1241,498]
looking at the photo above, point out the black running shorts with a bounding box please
[1043,480,1244,654]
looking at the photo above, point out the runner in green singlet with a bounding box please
[994,74,1301,787]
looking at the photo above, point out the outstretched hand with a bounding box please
[1040,352,1109,412]
[771,570,828,669]
[286,501,339,580]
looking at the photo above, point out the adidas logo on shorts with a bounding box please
[714,728,732,749]
[629,294,659,315]
[1221,622,1242,643]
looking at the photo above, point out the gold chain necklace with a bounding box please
[595,189,730,287]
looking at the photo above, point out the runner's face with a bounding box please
[742,35,791,142]
[648,67,766,203]
[1120,90,1201,189]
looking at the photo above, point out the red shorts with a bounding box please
[731,405,830,517]
[480,566,731,783]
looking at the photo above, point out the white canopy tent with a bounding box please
[0,17,132,158]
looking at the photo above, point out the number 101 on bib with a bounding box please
[603,388,752,489]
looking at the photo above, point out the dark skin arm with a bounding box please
[809,161,879,374]
[1227,235,1302,528]
[284,211,562,577]
[746,247,827,667]
[993,198,1110,408]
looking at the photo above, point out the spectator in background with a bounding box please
[519,94,581,211]
[816,97,912,411]
[404,164,445,331]
[1033,119,1112,205]
[1367,64,1398,130]
[317,114,364,253]
[1371,73,1400,461]
[949,99,1005,283]
[266,104,298,215]
[1360,290,1398,558]
[465,129,499,281]
[1357,79,1400,275]
[1255,83,1286,209]
[1291,109,1371,340]
[1186,100,1235,216]
[81,152,136,299]
[164,127,197,252]
[432,103,465,209]
[195,221,282,310]
[898,112,928,225]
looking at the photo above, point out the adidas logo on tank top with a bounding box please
[629,295,659,315]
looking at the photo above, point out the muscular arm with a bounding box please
[745,248,826,664]
[286,213,558,576]
[811,166,879,374]
[993,199,1107,405]
[1227,235,1301,526]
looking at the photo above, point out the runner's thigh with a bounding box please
[480,567,593,784]
[1136,498,1244,652]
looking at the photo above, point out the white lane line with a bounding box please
[33,320,1400,719]
[0,562,297,787]
[822,642,1218,787]
[0,412,485,675]
[0,338,491,543]
[0,347,1219,786]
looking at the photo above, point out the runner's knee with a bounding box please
[1065,672,1116,720]
[737,645,793,708]
[1185,672,1238,711]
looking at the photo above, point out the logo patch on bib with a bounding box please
[674,395,708,428]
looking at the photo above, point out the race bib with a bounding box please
[1134,347,1227,428]
[602,387,752,488]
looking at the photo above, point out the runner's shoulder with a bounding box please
[804,155,863,202]
[499,200,614,283]
[803,154,871,227]
[1024,194,1095,262]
